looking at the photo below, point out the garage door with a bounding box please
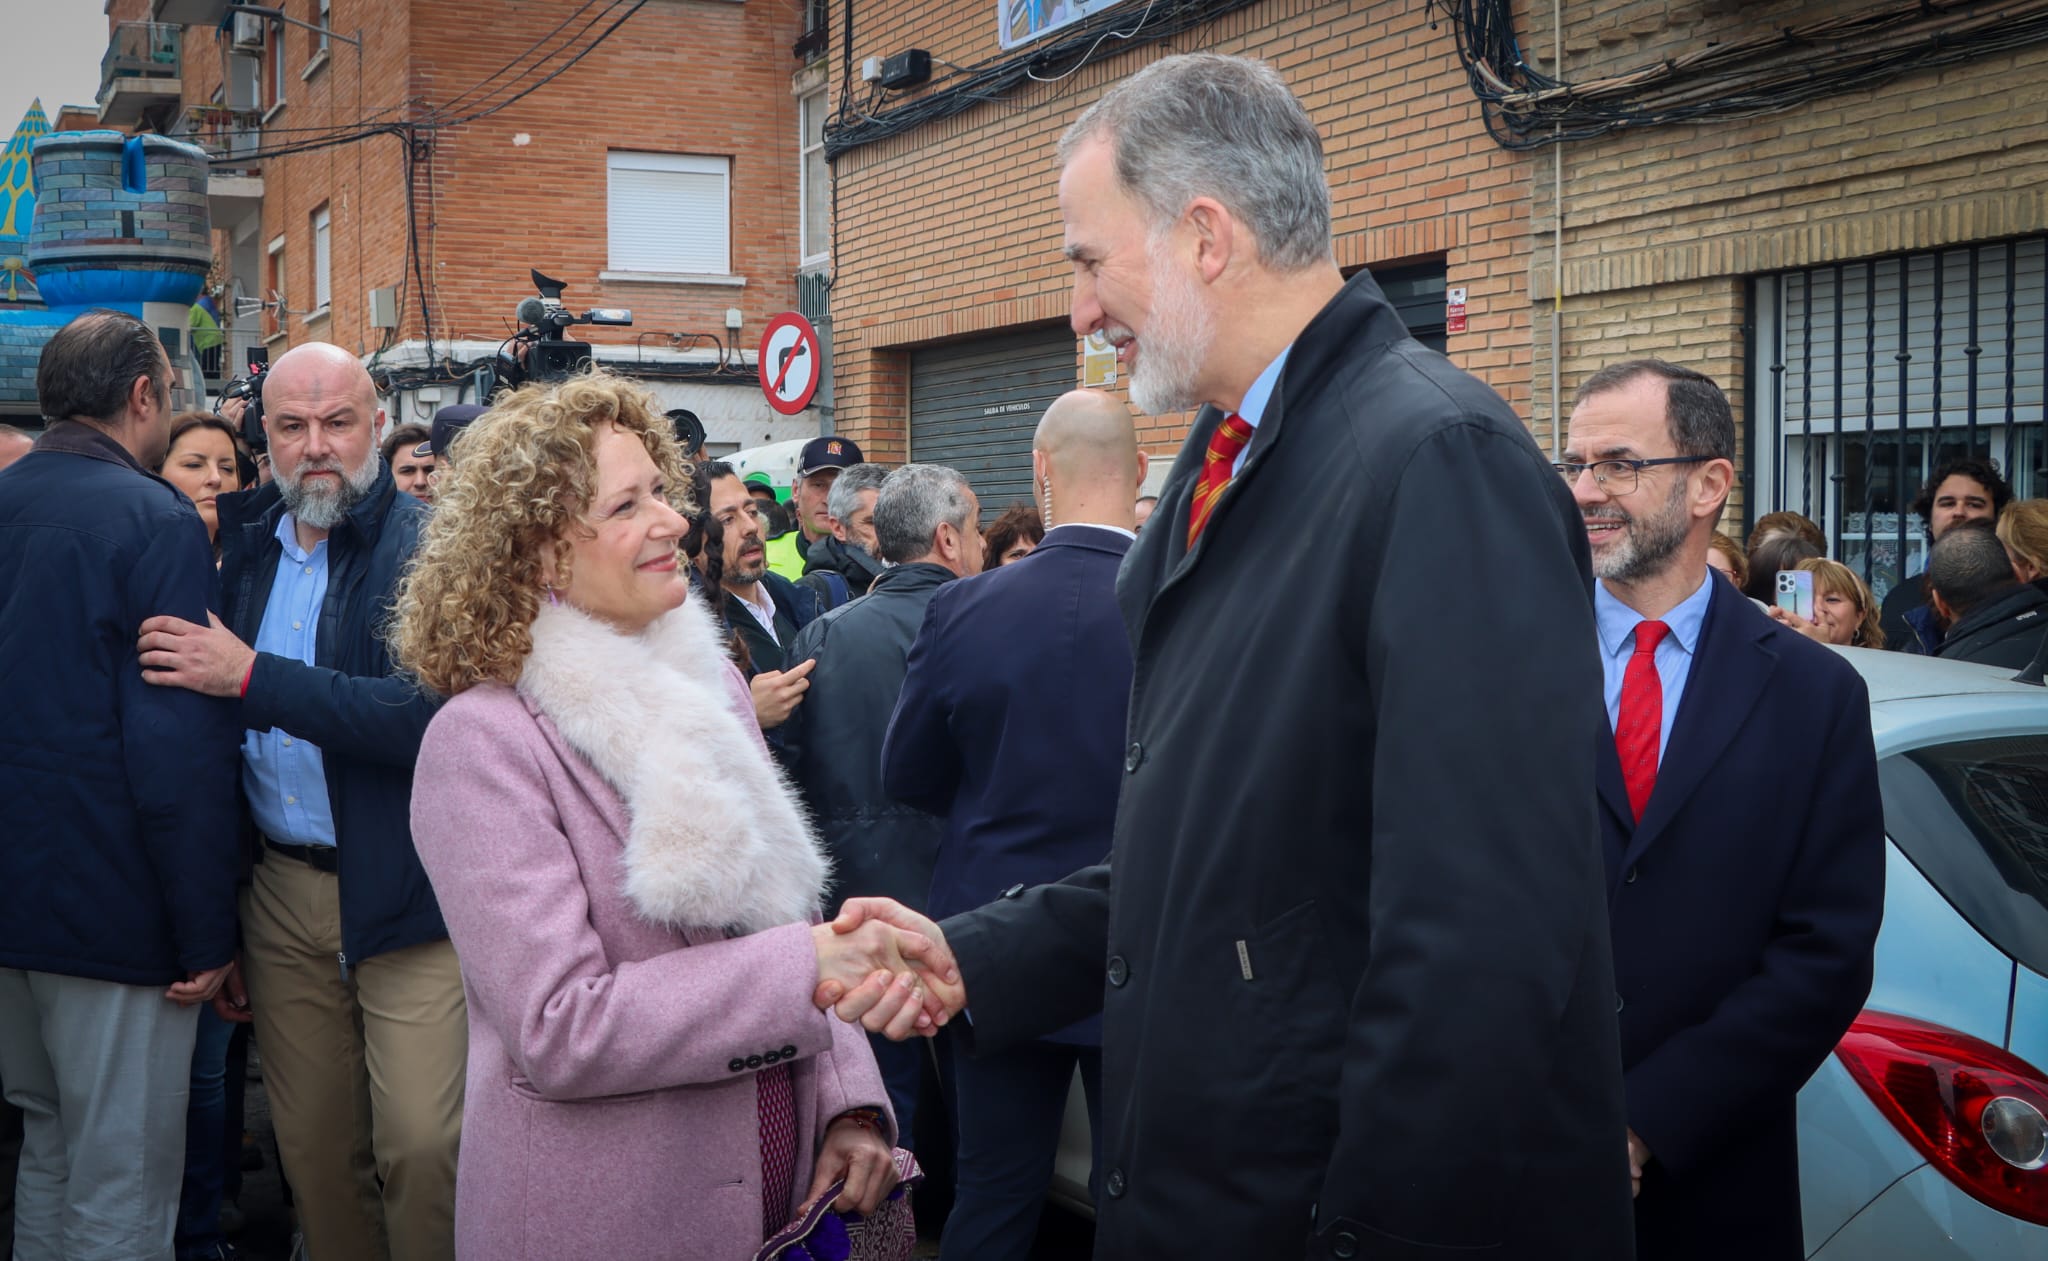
[909,324,1076,519]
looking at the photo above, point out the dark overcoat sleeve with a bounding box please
[1317,422,1617,1248]
[880,592,964,815]
[1626,668,1883,1173]
[125,515,244,973]
[939,861,1112,1055]
[240,654,438,766]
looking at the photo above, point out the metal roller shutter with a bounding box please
[909,324,1076,519]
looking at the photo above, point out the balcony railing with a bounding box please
[99,22,182,124]
[100,22,183,99]
[181,105,264,165]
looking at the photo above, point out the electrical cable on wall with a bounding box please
[1429,0,2048,149]
[823,0,1263,159]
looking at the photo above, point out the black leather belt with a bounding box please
[263,835,338,874]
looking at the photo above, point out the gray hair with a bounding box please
[1058,53,1331,271]
[873,464,976,565]
[827,462,890,525]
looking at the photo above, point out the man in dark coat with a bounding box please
[0,311,242,1258]
[138,343,459,1260]
[703,461,824,742]
[1877,456,2011,653]
[799,462,890,608]
[821,54,1634,1260]
[1929,521,2048,669]
[881,390,1141,1260]
[1563,359,1884,1260]
[785,462,982,1139]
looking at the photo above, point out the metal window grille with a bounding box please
[1749,236,2048,598]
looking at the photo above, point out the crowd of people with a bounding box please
[0,46,2028,1261]
[1691,458,2048,669]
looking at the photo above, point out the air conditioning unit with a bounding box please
[230,11,266,53]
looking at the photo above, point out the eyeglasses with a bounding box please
[1552,456,1711,495]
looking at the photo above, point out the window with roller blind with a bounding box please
[606,152,732,278]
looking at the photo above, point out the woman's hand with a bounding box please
[803,1111,898,1215]
[811,919,957,1039]
[1765,604,1829,643]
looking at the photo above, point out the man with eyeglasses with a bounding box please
[1559,358,1883,1261]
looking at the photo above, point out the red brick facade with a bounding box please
[112,0,822,445]
[817,0,1533,462]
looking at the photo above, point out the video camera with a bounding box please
[217,345,270,453]
[487,268,632,396]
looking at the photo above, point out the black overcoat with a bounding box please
[945,272,1636,1259]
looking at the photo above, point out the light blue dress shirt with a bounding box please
[1593,569,1715,760]
[1229,345,1293,476]
[242,513,338,847]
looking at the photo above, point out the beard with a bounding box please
[1586,475,1691,584]
[1121,239,1216,416]
[278,449,379,530]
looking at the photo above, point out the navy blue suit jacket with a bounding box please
[882,526,1135,1042]
[1601,573,1884,1260]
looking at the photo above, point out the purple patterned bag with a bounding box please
[753,1148,922,1261]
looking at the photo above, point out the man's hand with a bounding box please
[166,962,234,1007]
[218,396,248,426]
[750,658,815,729]
[138,612,257,697]
[814,898,965,1039]
[811,917,961,1039]
[1627,1128,1651,1199]
[211,958,253,1023]
[803,1112,899,1215]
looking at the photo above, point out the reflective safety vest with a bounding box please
[764,529,809,582]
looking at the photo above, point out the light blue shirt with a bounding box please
[242,513,338,848]
[1593,570,1715,760]
[1230,345,1292,476]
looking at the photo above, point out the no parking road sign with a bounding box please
[759,312,822,416]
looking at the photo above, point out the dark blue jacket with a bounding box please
[1601,574,1884,1260]
[217,464,444,966]
[784,561,957,914]
[882,526,1134,1045]
[0,423,243,985]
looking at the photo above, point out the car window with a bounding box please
[1882,736,2048,976]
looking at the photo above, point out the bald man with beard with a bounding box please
[138,342,462,1261]
[879,389,1145,1259]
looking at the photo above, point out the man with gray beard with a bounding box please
[822,53,1633,1259]
[137,342,463,1261]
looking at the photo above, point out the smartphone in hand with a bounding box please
[1775,569,1815,621]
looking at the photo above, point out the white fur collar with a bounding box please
[516,597,829,934]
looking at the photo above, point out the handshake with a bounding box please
[809,898,967,1040]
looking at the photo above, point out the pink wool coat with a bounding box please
[410,600,892,1261]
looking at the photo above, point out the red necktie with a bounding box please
[1186,412,1253,548]
[1617,620,1670,821]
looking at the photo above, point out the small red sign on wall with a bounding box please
[1446,287,1468,335]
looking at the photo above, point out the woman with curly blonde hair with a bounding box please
[391,370,949,1260]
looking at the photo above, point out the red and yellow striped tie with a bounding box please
[1186,412,1253,548]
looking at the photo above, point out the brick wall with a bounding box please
[167,0,809,368]
[822,0,1534,461]
[1532,0,2048,525]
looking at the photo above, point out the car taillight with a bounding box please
[1835,1010,2048,1226]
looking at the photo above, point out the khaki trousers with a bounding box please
[241,853,466,1261]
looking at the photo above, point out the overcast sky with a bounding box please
[3,1,117,134]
